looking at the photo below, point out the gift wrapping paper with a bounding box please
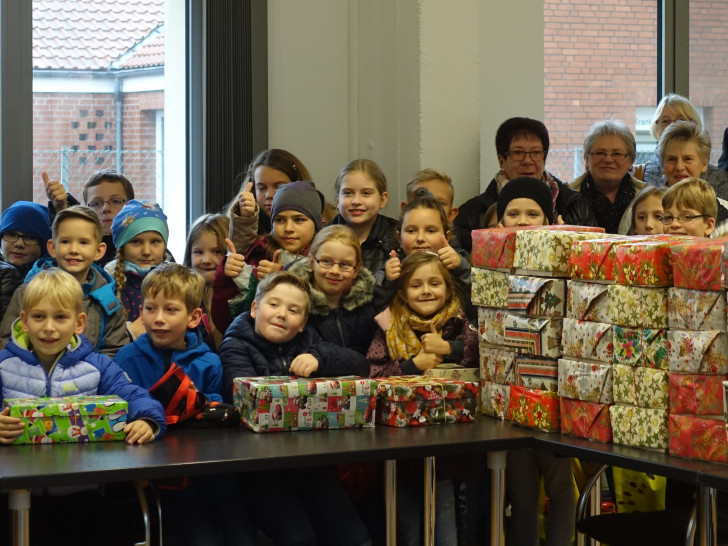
[608,285,667,329]
[560,397,613,443]
[612,326,668,370]
[566,281,611,323]
[513,229,606,277]
[670,237,728,291]
[507,275,566,317]
[502,314,562,358]
[471,267,509,308]
[613,240,674,287]
[557,358,614,404]
[479,345,515,385]
[667,330,728,374]
[668,414,728,463]
[375,376,478,427]
[481,380,511,419]
[568,235,637,282]
[610,405,669,451]
[507,385,560,432]
[515,355,559,392]
[3,395,128,445]
[668,373,728,416]
[233,376,377,432]
[561,317,614,362]
[667,288,727,332]
[477,307,506,346]
[425,365,480,382]
[612,364,669,409]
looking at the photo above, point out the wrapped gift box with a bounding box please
[503,314,562,358]
[667,330,728,374]
[558,358,614,404]
[425,364,480,382]
[507,385,560,432]
[513,229,605,277]
[667,288,727,331]
[569,235,637,282]
[612,326,668,370]
[3,395,128,445]
[560,398,613,443]
[507,275,566,317]
[481,380,511,419]
[566,281,610,323]
[610,405,669,451]
[669,373,727,416]
[561,318,613,362]
[375,376,478,427]
[608,285,667,329]
[515,355,559,392]
[471,267,509,308]
[670,237,728,291]
[613,364,669,409]
[477,307,506,346]
[668,414,728,463]
[479,345,515,385]
[233,376,377,432]
[613,240,673,287]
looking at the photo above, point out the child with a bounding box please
[661,177,724,237]
[496,175,555,226]
[288,224,377,355]
[218,271,371,546]
[330,159,400,282]
[106,200,169,339]
[0,206,130,357]
[629,186,667,235]
[403,168,459,224]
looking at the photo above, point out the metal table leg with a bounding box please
[8,489,30,546]
[697,484,717,546]
[487,451,507,546]
[424,456,436,546]
[384,459,397,546]
[589,473,602,546]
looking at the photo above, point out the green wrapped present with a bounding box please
[610,404,668,451]
[471,267,508,308]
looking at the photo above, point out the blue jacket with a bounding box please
[0,323,166,438]
[115,330,223,403]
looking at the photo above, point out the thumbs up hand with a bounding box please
[238,182,257,217]
[420,321,451,355]
[256,249,284,280]
[43,172,68,211]
[437,234,461,270]
[223,238,246,278]
[385,250,401,282]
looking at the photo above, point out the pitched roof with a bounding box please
[33,0,165,71]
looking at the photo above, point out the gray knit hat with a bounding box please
[270,181,325,231]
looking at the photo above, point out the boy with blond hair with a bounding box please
[403,168,459,223]
[661,177,725,237]
[0,206,130,356]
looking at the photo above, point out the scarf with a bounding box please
[495,170,559,223]
[580,173,636,234]
[385,298,461,360]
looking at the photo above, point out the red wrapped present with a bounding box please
[668,414,728,463]
[670,237,728,291]
[560,397,612,442]
[668,373,728,416]
[613,241,674,287]
[569,235,636,282]
[507,384,560,432]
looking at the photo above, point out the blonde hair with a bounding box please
[254,271,311,317]
[662,177,717,221]
[184,213,229,313]
[334,159,388,196]
[650,94,702,140]
[52,205,103,243]
[405,169,454,205]
[23,268,83,316]
[141,263,205,313]
[112,247,129,315]
[308,225,362,268]
[657,120,712,167]
[628,185,668,234]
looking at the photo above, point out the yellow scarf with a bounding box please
[385,298,462,360]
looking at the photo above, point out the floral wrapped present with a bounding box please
[561,318,613,362]
[233,376,377,432]
[610,404,669,451]
[608,285,667,329]
[471,267,509,308]
[515,356,559,391]
[560,397,612,443]
[477,307,506,346]
[670,237,728,291]
[668,373,727,416]
[668,414,728,463]
[375,376,478,427]
[507,385,560,432]
[613,240,674,287]
[513,229,606,277]
[425,364,480,382]
[667,288,727,331]
[503,314,562,358]
[507,275,566,317]
[479,345,515,385]
[612,326,668,370]
[613,364,669,409]
[566,281,610,323]
[568,235,637,282]
[3,395,128,445]
[557,358,614,404]
[481,380,510,419]
[667,330,728,374]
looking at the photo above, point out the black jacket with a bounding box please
[0,261,22,324]
[330,214,400,283]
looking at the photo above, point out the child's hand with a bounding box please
[556,214,564,225]
[420,322,452,356]
[385,250,401,281]
[43,172,68,211]
[224,238,246,278]
[128,316,146,339]
[437,235,461,270]
[412,350,442,371]
[237,182,257,217]
[124,419,155,445]
[0,407,24,444]
[288,353,319,377]
[256,249,283,280]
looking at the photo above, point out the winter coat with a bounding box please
[115,329,223,403]
[218,312,370,403]
[0,323,166,437]
[0,261,23,324]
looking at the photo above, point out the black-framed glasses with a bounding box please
[314,258,356,272]
[1,231,41,246]
[504,149,544,162]
[660,213,708,225]
[87,198,127,210]
[589,151,629,161]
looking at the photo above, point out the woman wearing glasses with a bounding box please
[570,120,646,233]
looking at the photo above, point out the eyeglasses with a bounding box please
[660,213,708,225]
[1,231,41,246]
[87,198,127,210]
[504,149,544,162]
[314,258,356,272]
[657,117,686,127]
[589,151,629,162]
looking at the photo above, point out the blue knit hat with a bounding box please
[0,201,52,256]
[270,181,325,231]
[111,200,169,249]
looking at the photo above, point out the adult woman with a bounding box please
[570,120,645,234]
